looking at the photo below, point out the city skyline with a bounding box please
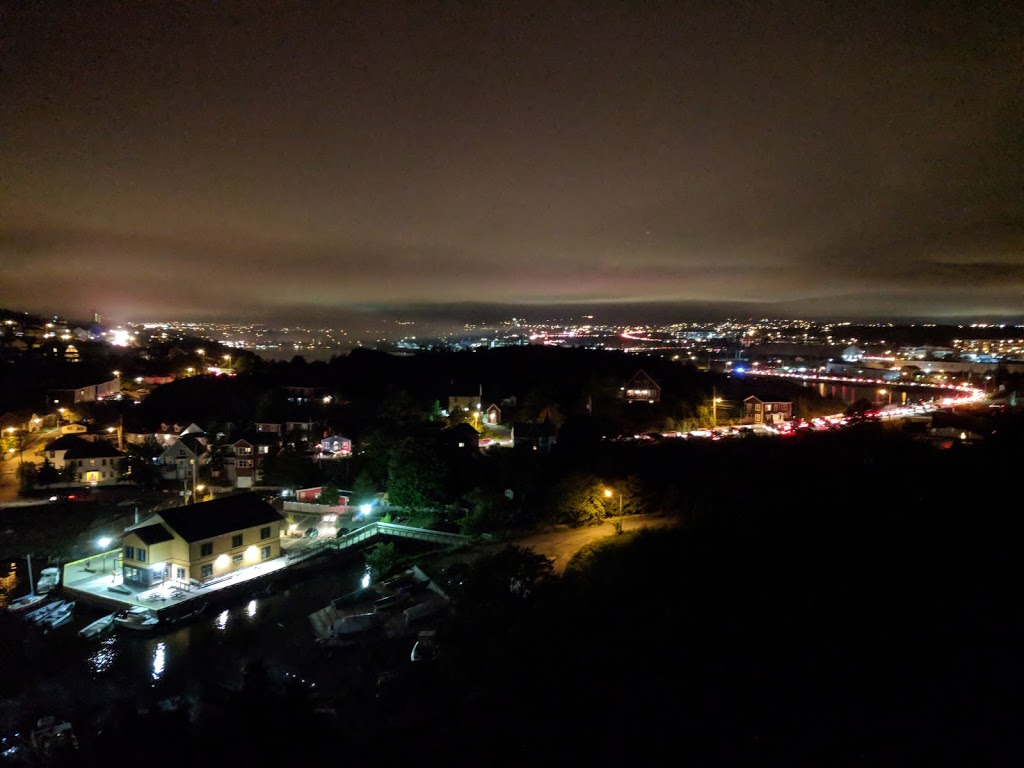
[2,3,1022,328]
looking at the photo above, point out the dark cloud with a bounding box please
[1,2,1022,326]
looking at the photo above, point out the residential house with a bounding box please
[283,421,319,451]
[284,386,326,404]
[448,395,480,415]
[226,430,279,488]
[511,417,558,453]
[485,404,502,425]
[443,422,480,451]
[158,434,210,482]
[43,434,125,485]
[47,375,121,406]
[623,370,661,403]
[318,435,352,457]
[120,493,285,588]
[743,396,793,426]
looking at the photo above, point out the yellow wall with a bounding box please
[187,520,283,582]
[124,516,281,584]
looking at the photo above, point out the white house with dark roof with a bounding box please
[43,434,125,485]
[157,434,210,481]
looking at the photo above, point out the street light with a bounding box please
[878,388,892,407]
[98,536,113,572]
[604,488,624,535]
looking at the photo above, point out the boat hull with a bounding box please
[7,594,46,613]
[78,613,116,638]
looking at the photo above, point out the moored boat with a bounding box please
[25,600,65,623]
[29,716,79,757]
[39,601,74,630]
[113,606,160,631]
[36,567,60,594]
[7,593,47,614]
[78,612,116,638]
[330,611,384,637]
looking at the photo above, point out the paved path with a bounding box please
[513,515,679,573]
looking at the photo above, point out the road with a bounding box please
[0,427,57,503]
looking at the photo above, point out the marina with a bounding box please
[0,523,474,742]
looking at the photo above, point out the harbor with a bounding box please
[0,523,475,742]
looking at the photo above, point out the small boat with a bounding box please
[7,593,47,614]
[78,612,117,638]
[113,606,160,631]
[29,716,79,756]
[372,591,410,611]
[330,611,384,637]
[40,602,74,630]
[169,601,207,624]
[36,567,60,594]
[25,600,65,623]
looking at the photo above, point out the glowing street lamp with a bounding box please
[98,536,113,571]
[604,488,624,535]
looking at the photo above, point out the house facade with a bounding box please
[226,431,279,488]
[48,376,121,405]
[318,435,352,457]
[120,493,285,588]
[512,418,557,453]
[43,435,125,485]
[157,435,209,481]
[623,371,661,403]
[743,396,793,425]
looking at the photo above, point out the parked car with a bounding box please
[48,488,92,502]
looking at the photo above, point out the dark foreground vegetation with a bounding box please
[46,421,1022,766]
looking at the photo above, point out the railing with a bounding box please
[286,522,471,561]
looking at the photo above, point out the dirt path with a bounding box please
[512,515,679,573]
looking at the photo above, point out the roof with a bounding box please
[626,369,660,388]
[45,435,88,451]
[44,434,124,459]
[231,430,280,446]
[131,523,175,546]
[156,493,285,543]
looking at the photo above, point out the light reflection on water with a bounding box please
[0,561,20,609]
[0,553,376,735]
[151,641,166,683]
[88,635,117,675]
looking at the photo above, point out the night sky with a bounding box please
[2,2,1021,329]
